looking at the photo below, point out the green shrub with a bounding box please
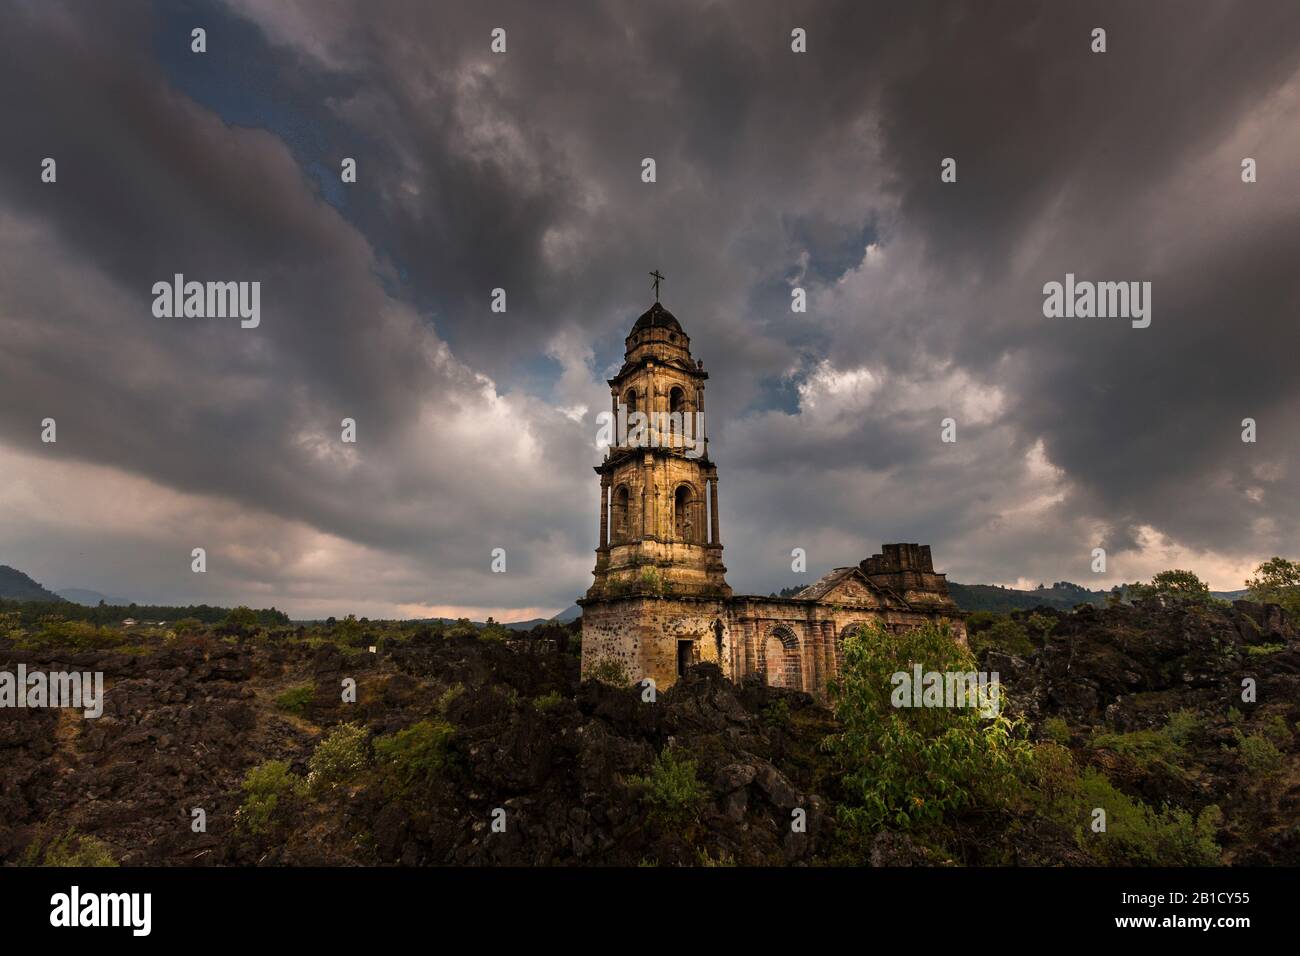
[1164,709,1202,748]
[533,690,565,711]
[19,619,124,651]
[1260,715,1294,749]
[22,830,118,867]
[236,760,302,835]
[1127,570,1213,605]
[631,747,707,825]
[1231,729,1284,776]
[306,722,370,794]
[1075,769,1221,866]
[1090,727,1184,774]
[825,620,1037,834]
[1042,716,1072,745]
[1024,612,1057,644]
[1245,557,1300,618]
[587,657,632,687]
[970,618,1035,658]
[374,719,454,794]
[275,683,315,716]
[695,847,736,866]
[761,698,792,728]
[1245,643,1285,656]
[437,683,465,715]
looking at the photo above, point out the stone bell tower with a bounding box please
[585,298,730,600]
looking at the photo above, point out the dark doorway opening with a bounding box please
[677,639,694,678]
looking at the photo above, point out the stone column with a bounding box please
[709,476,721,546]
[742,617,756,680]
[806,623,823,696]
[599,478,609,548]
[824,621,839,679]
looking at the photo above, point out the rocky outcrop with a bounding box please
[0,633,832,866]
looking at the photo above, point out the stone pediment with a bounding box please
[795,567,906,609]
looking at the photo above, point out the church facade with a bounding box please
[578,299,967,700]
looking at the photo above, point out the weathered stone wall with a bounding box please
[580,596,730,691]
[581,591,967,702]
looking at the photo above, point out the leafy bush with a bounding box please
[970,618,1035,658]
[533,690,565,711]
[1260,715,1294,749]
[222,605,260,632]
[437,683,465,715]
[275,683,315,716]
[761,698,792,728]
[825,620,1037,833]
[1090,728,1183,775]
[374,719,454,795]
[1024,612,1057,643]
[587,657,632,687]
[1127,569,1212,604]
[1164,709,1202,747]
[22,830,118,867]
[19,619,124,651]
[1042,716,1072,745]
[1075,769,1221,866]
[694,847,736,866]
[306,722,370,794]
[1245,556,1300,617]
[1231,729,1284,776]
[236,760,302,835]
[1245,643,1285,656]
[630,747,707,825]
[1090,710,1203,774]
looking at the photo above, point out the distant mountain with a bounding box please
[415,606,582,631]
[553,604,582,623]
[950,581,1252,614]
[0,566,66,602]
[949,581,1108,613]
[56,588,133,607]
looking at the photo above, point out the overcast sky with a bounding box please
[2,0,1299,620]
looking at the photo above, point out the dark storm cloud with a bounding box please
[1,0,1298,613]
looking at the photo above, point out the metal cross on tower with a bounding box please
[649,269,664,303]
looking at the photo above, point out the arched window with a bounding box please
[668,386,686,446]
[837,621,874,673]
[624,389,638,414]
[673,484,695,542]
[612,485,630,543]
[765,626,802,690]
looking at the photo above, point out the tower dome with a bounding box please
[631,302,683,334]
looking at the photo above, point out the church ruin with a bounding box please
[578,295,967,700]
